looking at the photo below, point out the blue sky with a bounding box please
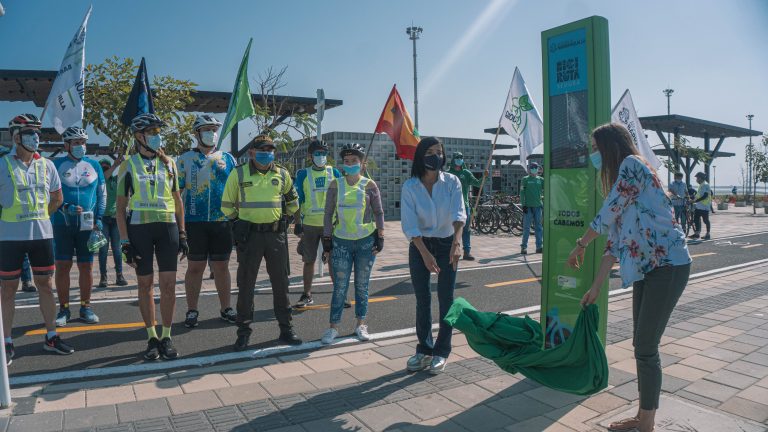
[1,0,766,187]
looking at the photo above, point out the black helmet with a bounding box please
[529,162,540,169]
[695,171,707,180]
[339,142,365,159]
[674,172,684,178]
[308,140,328,153]
[130,113,166,133]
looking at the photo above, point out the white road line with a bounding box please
[10,258,768,387]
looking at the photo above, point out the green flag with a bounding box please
[218,38,256,149]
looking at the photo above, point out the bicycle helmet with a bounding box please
[452,151,464,159]
[193,114,222,131]
[308,140,328,153]
[61,126,88,142]
[339,142,365,159]
[694,172,707,180]
[130,113,166,133]
[9,113,42,134]
[529,162,540,169]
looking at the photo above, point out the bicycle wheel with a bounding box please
[475,207,497,235]
[496,207,513,233]
[510,210,523,236]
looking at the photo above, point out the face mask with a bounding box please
[70,144,86,159]
[199,130,217,147]
[454,159,464,167]
[313,155,327,167]
[530,168,539,175]
[589,151,602,170]
[145,134,163,152]
[20,133,40,152]
[254,151,274,165]
[343,163,361,176]
[424,154,443,171]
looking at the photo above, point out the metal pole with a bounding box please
[0,296,12,408]
[663,88,674,185]
[407,26,423,131]
[713,165,717,201]
[747,114,754,203]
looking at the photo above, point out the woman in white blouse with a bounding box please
[401,137,466,374]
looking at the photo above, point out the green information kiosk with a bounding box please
[540,16,611,347]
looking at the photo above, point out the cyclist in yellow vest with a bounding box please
[221,135,303,350]
[116,113,188,361]
[293,140,342,307]
[690,171,712,240]
[319,143,384,345]
[0,114,73,365]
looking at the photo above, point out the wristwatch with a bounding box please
[576,238,587,249]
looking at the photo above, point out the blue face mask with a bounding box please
[70,144,86,159]
[145,134,163,152]
[454,158,464,167]
[313,155,327,167]
[254,151,274,165]
[343,163,361,176]
[589,151,602,170]
[20,133,40,152]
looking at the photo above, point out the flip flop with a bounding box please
[608,416,640,431]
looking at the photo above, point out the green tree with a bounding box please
[84,56,197,156]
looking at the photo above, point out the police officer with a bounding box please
[221,135,303,350]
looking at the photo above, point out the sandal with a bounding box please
[608,416,640,431]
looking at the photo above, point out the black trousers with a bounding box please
[693,209,710,234]
[235,230,293,337]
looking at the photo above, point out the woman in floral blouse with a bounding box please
[567,123,691,432]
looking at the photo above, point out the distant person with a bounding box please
[446,152,485,260]
[98,157,128,288]
[668,172,688,232]
[732,185,737,196]
[689,172,711,240]
[520,162,544,255]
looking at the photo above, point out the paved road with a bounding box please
[7,231,768,379]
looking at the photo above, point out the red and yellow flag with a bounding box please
[374,85,420,160]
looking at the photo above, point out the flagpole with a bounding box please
[362,131,377,180]
[468,126,501,229]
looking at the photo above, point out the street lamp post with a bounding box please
[747,114,754,204]
[406,25,423,132]
[663,88,674,185]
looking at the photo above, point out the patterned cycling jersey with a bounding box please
[177,149,236,222]
[52,156,106,226]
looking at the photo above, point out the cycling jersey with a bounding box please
[177,149,236,222]
[52,156,106,226]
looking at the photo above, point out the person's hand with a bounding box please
[567,244,586,269]
[178,232,189,261]
[580,285,601,308]
[121,240,140,268]
[95,219,103,231]
[449,241,462,271]
[322,251,330,263]
[115,154,125,164]
[373,235,384,256]
[421,250,440,274]
[66,204,83,215]
[522,206,528,214]
[294,223,303,237]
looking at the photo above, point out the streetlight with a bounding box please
[747,114,754,201]
[663,88,674,185]
[406,25,423,132]
[712,165,717,201]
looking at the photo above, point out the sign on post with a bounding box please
[540,16,611,347]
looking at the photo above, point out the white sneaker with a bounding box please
[355,325,370,341]
[321,328,338,345]
[429,356,447,374]
[406,353,432,371]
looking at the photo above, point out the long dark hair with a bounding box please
[591,123,648,196]
[410,136,445,178]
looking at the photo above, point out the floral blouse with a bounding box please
[590,155,691,287]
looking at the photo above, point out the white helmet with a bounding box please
[61,126,89,142]
[193,114,222,131]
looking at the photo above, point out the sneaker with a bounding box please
[184,310,199,328]
[5,342,14,366]
[520,248,528,255]
[144,337,160,360]
[79,306,100,324]
[55,308,71,327]
[355,325,370,341]
[97,274,108,288]
[44,335,74,355]
[220,307,237,324]
[115,273,128,286]
[295,293,314,308]
[462,253,475,261]
[429,356,447,374]
[321,328,338,345]
[159,337,178,360]
[535,248,543,254]
[279,329,303,346]
[406,353,432,372]
[702,233,711,240]
[21,281,36,292]
[688,233,700,240]
[234,334,250,351]
[344,302,352,309]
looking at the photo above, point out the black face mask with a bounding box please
[424,154,443,171]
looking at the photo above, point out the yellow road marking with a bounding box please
[742,244,763,249]
[297,296,398,311]
[485,277,541,288]
[691,252,717,258]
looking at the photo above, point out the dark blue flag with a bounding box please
[120,57,155,127]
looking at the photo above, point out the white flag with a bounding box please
[612,89,661,168]
[42,6,91,133]
[499,68,544,168]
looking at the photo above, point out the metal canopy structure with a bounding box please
[0,69,342,153]
[639,114,763,182]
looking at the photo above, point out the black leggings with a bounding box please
[127,223,179,276]
[694,209,710,234]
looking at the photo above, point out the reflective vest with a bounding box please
[232,164,289,223]
[301,166,333,227]
[696,182,712,208]
[0,155,49,223]
[127,154,175,216]
[334,176,375,240]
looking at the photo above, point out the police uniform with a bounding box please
[221,157,299,340]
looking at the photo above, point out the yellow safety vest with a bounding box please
[127,154,175,215]
[696,182,712,207]
[301,166,333,227]
[0,155,49,223]
[334,176,375,240]
[230,164,290,223]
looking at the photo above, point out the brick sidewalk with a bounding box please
[3,261,767,431]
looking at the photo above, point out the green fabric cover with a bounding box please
[444,297,608,395]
